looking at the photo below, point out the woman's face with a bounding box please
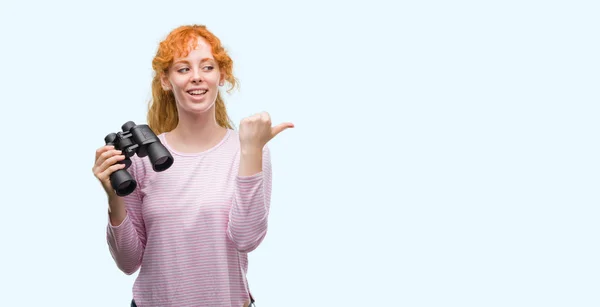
[161,36,224,115]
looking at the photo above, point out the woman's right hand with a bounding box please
[93,145,127,196]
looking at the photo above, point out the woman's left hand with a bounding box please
[239,111,294,152]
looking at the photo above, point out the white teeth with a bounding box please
[188,89,207,95]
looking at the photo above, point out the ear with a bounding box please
[219,72,226,87]
[160,72,171,91]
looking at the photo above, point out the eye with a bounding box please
[203,66,214,71]
[177,67,190,73]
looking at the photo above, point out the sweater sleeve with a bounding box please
[227,145,273,253]
[106,157,147,275]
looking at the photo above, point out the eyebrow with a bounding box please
[173,58,216,65]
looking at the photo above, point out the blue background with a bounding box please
[0,0,597,306]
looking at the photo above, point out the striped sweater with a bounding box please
[106,129,271,307]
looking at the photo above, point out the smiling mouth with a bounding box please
[187,89,208,96]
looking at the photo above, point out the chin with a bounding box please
[182,100,216,114]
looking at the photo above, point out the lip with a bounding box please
[186,88,208,101]
[186,88,208,92]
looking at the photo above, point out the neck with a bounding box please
[168,107,228,153]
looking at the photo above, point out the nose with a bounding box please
[191,69,203,83]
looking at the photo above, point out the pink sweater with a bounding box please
[106,129,271,307]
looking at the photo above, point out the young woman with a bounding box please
[92,24,293,307]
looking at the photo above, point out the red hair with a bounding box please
[147,24,238,134]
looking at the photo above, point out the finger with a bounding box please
[95,149,122,167]
[99,154,126,173]
[96,148,117,166]
[271,122,294,138]
[241,115,254,125]
[98,163,127,182]
[260,112,271,125]
[96,145,115,161]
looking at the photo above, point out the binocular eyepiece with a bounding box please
[104,121,174,196]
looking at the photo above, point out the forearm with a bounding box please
[106,216,144,275]
[228,146,272,253]
[228,176,268,252]
[106,191,145,275]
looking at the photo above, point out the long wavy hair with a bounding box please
[147,25,238,135]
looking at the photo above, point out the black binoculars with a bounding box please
[104,121,174,196]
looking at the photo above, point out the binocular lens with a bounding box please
[116,180,137,196]
[154,156,171,169]
[147,142,174,172]
[111,169,138,196]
